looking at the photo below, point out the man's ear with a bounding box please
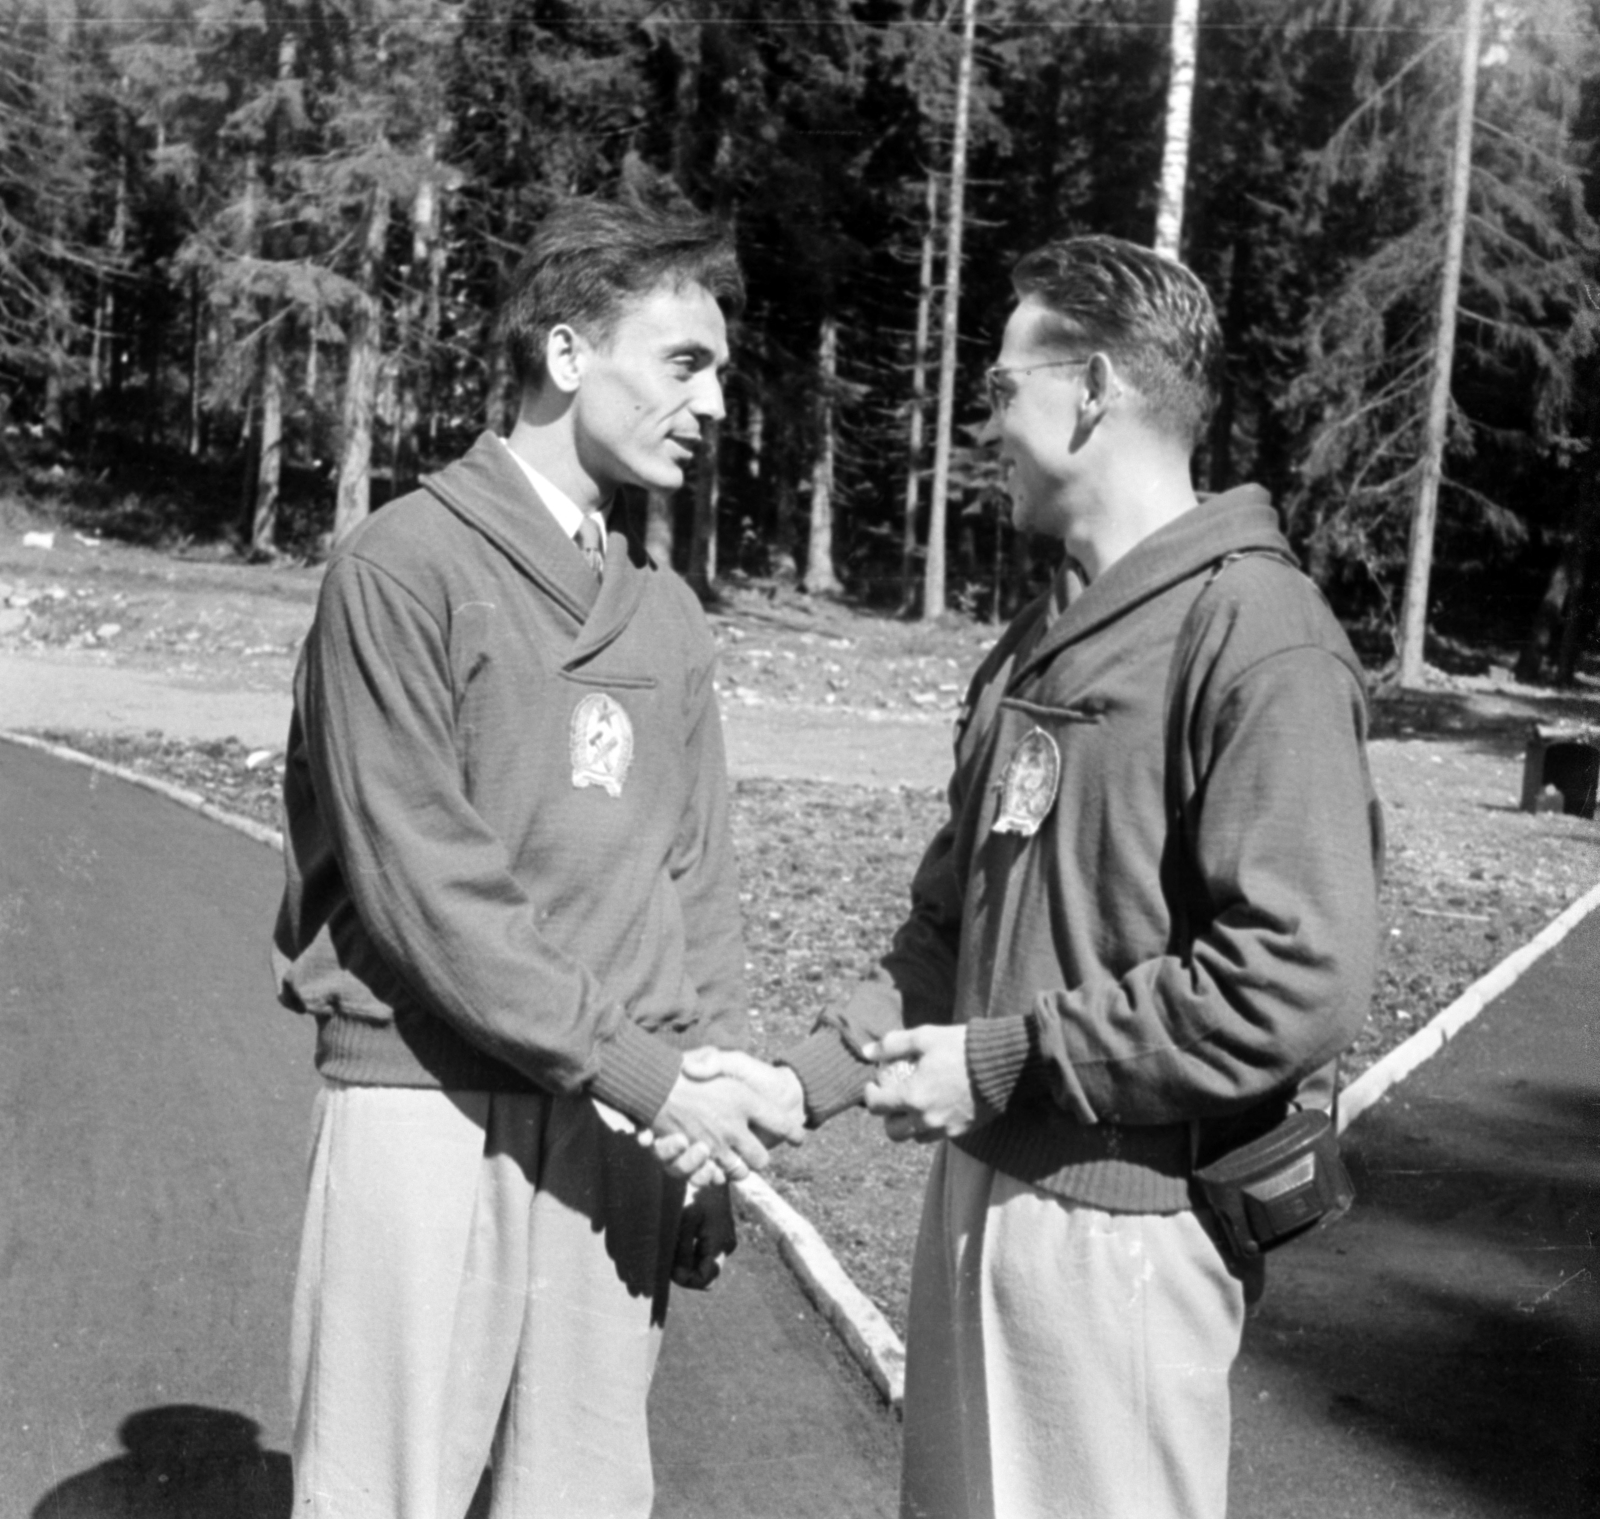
[1068,351,1118,451]
[1081,352,1120,420]
[545,324,583,396]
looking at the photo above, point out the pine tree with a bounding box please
[1284,0,1600,662]
[0,3,111,439]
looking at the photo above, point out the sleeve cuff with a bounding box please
[588,1016,684,1129]
[964,1015,1035,1118]
[776,1028,874,1127]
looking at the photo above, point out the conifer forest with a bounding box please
[3,0,1598,679]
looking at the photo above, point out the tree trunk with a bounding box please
[902,168,939,613]
[412,129,446,457]
[41,7,73,440]
[187,274,203,457]
[1396,0,1483,688]
[333,188,392,544]
[1207,236,1249,490]
[305,309,319,420]
[92,126,130,402]
[747,395,764,485]
[43,275,68,437]
[486,344,515,437]
[772,427,799,585]
[924,0,976,621]
[804,316,842,596]
[645,489,675,567]
[1518,491,1597,685]
[251,318,284,555]
[1555,546,1595,686]
[687,421,720,596]
[244,30,296,535]
[1154,0,1200,260]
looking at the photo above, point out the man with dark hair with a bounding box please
[684,234,1382,1517]
[274,189,801,1518]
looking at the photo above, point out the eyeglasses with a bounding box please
[983,358,1089,413]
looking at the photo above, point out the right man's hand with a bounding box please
[645,1049,806,1186]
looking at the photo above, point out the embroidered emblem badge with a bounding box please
[569,692,634,798]
[991,726,1060,838]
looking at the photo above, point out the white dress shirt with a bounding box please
[499,437,607,548]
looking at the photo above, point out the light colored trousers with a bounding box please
[901,1143,1245,1519]
[290,1082,678,1519]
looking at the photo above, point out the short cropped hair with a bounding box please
[1011,236,1222,448]
[496,190,745,391]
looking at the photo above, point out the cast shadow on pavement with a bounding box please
[24,1405,503,1519]
[1238,1081,1599,1519]
[30,1406,290,1519]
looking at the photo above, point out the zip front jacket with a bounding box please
[273,432,746,1127]
[786,488,1383,1213]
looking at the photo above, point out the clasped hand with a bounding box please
[644,1048,806,1187]
[862,1025,977,1144]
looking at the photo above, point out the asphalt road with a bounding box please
[1230,907,1600,1518]
[4,732,1597,1519]
[0,738,898,1519]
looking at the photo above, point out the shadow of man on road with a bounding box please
[31,1405,290,1519]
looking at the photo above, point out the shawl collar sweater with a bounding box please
[273,431,746,1125]
[787,487,1382,1213]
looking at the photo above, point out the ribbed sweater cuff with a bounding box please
[777,1028,873,1126]
[588,1016,684,1129]
[965,1015,1035,1116]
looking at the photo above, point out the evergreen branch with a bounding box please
[1465,197,1579,267]
[1471,113,1581,181]
[1441,475,1528,545]
[1309,350,1432,442]
[1343,426,1426,502]
[1313,33,1449,170]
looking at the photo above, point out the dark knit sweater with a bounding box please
[272,432,746,1126]
[784,488,1383,1213]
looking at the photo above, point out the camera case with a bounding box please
[1194,1109,1354,1259]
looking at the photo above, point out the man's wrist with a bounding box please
[964,1014,1033,1118]
[590,1018,685,1129]
[775,1029,866,1127]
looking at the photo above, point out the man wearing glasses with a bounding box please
[758,235,1383,1518]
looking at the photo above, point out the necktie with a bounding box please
[575,514,604,580]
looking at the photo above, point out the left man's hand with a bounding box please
[862,1025,977,1143]
[672,1180,737,1290]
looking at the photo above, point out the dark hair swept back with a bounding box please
[1011,235,1222,448]
[495,186,745,392]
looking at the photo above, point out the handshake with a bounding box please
[642,1023,978,1188]
[643,1048,807,1188]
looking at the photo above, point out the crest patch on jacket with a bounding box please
[570,692,634,798]
[992,726,1060,837]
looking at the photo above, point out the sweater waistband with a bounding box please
[307,1008,703,1094]
[955,1111,1195,1214]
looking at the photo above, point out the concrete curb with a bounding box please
[733,1173,907,1412]
[9,725,1599,1419]
[0,729,286,851]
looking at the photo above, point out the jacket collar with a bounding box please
[420,431,651,669]
[1016,486,1292,681]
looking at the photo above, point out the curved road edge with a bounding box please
[5,724,1594,1421]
